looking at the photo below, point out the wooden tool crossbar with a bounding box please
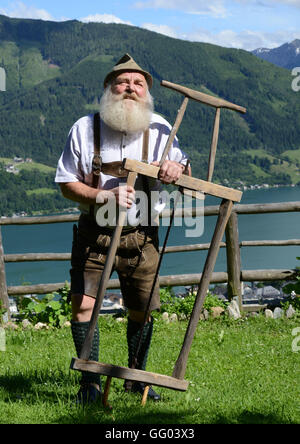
[71,359,189,391]
[161,80,247,114]
[123,159,242,203]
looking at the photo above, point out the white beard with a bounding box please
[99,87,154,134]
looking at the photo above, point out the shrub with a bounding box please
[18,283,72,328]
[282,257,300,311]
[0,300,7,325]
[159,286,227,318]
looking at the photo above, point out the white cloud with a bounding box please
[80,14,133,25]
[234,0,300,7]
[134,0,227,17]
[185,28,300,50]
[0,1,54,20]
[141,23,177,38]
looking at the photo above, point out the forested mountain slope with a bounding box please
[0,15,299,215]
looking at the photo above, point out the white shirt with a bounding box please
[55,112,188,226]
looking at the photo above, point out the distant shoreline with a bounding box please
[1,184,299,219]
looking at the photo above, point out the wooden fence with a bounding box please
[0,201,299,319]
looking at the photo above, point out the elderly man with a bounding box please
[55,54,188,403]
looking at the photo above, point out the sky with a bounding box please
[0,0,299,51]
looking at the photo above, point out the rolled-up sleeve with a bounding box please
[55,124,84,183]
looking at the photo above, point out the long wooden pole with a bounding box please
[225,212,242,309]
[0,227,10,321]
[172,199,233,380]
[7,268,297,296]
[159,96,189,165]
[4,238,300,263]
[207,108,220,182]
[102,376,112,408]
[0,201,298,226]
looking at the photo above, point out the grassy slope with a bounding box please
[0,40,61,91]
[247,149,300,184]
[0,157,55,173]
[0,315,299,424]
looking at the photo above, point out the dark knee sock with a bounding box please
[127,317,153,371]
[71,320,101,387]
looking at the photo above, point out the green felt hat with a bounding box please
[103,53,153,89]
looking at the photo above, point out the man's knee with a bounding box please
[128,309,151,324]
[71,293,95,322]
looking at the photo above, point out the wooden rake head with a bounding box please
[160,79,247,182]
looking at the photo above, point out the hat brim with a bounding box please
[103,69,153,89]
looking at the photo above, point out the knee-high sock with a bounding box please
[71,321,101,387]
[127,317,153,371]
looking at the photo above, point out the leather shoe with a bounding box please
[76,383,102,405]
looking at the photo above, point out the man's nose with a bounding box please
[125,82,135,93]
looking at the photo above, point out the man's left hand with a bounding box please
[151,160,185,184]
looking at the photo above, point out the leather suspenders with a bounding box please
[91,112,102,189]
[90,112,150,215]
[91,112,149,185]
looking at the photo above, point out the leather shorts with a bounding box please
[70,214,160,312]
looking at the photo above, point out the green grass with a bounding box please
[249,163,269,179]
[0,41,60,91]
[0,157,55,173]
[0,315,299,424]
[247,149,300,184]
[26,188,57,196]
[281,149,300,164]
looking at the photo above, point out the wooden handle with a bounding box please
[161,80,246,114]
[102,376,112,407]
[172,199,234,380]
[207,108,220,182]
[159,96,189,166]
[141,385,150,406]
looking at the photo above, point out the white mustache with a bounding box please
[120,92,140,102]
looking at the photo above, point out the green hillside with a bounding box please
[0,14,299,215]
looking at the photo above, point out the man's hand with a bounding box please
[59,182,135,209]
[96,185,135,209]
[151,160,185,184]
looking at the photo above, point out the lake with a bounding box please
[1,186,300,288]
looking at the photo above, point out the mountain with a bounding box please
[252,39,300,69]
[0,15,299,215]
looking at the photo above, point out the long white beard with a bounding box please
[99,87,154,134]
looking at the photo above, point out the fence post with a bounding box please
[225,212,242,310]
[0,227,10,321]
[0,67,6,92]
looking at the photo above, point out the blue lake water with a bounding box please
[1,186,300,288]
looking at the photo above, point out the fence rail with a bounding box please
[0,201,299,319]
